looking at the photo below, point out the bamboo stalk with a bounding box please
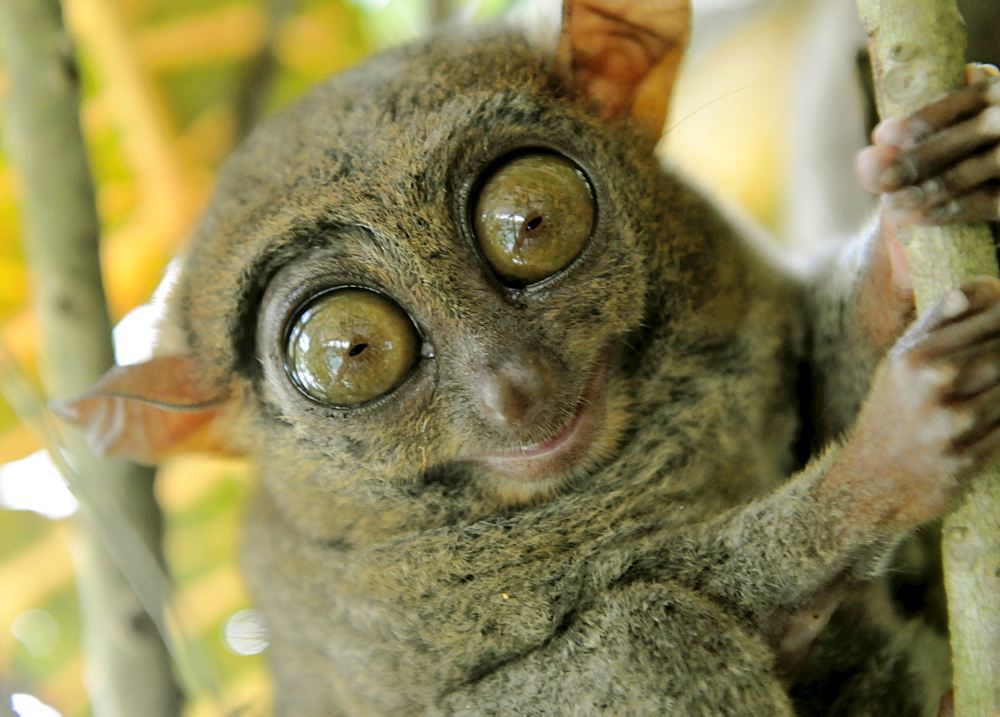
[0,0,181,714]
[854,1,1000,713]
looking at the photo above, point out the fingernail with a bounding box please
[908,119,935,143]
[941,288,971,318]
[873,117,908,146]
[928,200,961,222]
[919,178,945,206]
[966,65,986,84]
[989,79,1000,102]
[879,155,918,189]
[966,64,991,84]
[968,63,1000,83]
[886,186,924,208]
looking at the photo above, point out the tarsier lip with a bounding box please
[476,359,608,483]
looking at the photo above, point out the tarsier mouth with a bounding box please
[475,359,609,485]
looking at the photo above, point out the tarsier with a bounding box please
[58,0,1000,712]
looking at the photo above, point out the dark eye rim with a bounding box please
[458,142,601,294]
[255,243,437,422]
[280,285,425,410]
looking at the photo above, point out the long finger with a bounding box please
[873,78,1000,150]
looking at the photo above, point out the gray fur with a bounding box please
[165,30,959,715]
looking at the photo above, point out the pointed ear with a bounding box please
[556,0,691,142]
[50,355,233,465]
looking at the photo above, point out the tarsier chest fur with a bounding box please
[63,1,1000,713]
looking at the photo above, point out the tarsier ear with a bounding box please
[556,0,691,142]
[50,355,232,465]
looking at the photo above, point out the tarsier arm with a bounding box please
[696,276,1000,603]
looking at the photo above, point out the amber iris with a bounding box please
[474,153,594,284]
[285,289,419,406]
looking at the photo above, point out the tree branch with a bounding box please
[0,0,181,714]
[234,0,301,141]
[854,0,1000,713]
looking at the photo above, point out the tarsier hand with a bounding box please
[842,65,1000,526]
[856,64,1000,226]
[845,277,1000,527]
[835,66,1000,402]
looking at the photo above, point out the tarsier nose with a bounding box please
[478,354,553,429]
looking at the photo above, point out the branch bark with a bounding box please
[0,0,181,714]
[854,1,1000,714]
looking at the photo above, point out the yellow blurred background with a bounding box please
[0,0,820,713]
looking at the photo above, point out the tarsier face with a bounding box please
[172,35,674,508]
[254,148,617,502]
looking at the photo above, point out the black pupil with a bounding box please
[525,215,543,232]
[348,342,368,357]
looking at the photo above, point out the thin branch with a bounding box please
[0,0,182,714]
[854,0,1000,714]
[234,0,302,141]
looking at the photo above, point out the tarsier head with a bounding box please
[60,0,708,526]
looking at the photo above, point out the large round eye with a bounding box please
[473,153,595,285]
[285,289,419,407]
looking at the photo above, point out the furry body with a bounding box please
[65,14,1000,713]
[166,33,922,713]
